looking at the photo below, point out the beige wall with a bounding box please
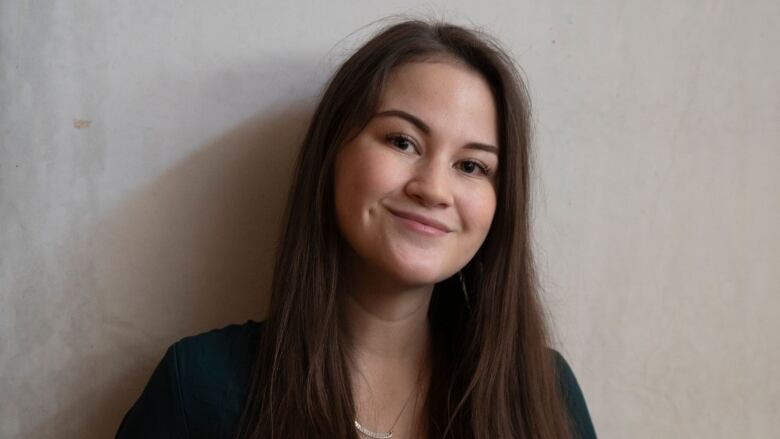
[1,1,778,437]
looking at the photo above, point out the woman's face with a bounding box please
[334,60,499,287]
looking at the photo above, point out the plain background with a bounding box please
[1,1,778,438]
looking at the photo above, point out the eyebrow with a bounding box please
[373,109,499,155]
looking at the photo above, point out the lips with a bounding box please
[387,208,452,233]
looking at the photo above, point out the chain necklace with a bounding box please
[353,363,424,438]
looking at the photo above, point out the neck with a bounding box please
[341,284,432,364]
[338,255,434,438]
[339,256,433,362]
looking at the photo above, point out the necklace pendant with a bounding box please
[354,419,393,439]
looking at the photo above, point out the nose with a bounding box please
[404,157,454,207]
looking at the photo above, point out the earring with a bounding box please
[458,270,471,310]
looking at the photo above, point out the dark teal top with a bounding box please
[116,320,597,438]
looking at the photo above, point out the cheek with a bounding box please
[462,187,497,234]
[334,146,403,227]
[339,152,404,204]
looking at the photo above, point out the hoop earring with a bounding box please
[458,270,471,310]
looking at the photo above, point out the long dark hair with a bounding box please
[236,18,573,439]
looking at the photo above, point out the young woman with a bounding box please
[116,18,596,439]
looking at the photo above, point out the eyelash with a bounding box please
[386,133,492,176]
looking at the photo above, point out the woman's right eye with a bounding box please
[386,134,416,152]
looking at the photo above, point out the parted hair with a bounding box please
[236,17,574,439]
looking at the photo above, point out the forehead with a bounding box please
[377,60,499,147]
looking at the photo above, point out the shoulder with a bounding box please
[548,348,598,439]
[116,319,267,438]
[173,319,266,376]
[171,319,266,408]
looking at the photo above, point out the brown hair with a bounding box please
[236,18,573,439]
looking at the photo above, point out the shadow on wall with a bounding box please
[29,105,314,438]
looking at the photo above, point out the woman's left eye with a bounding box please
[458,160,491,176]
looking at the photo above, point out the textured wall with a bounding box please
[1,1,778,438]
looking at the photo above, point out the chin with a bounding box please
[388,262,453,287]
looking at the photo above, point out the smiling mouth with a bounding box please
[387,208,451,236]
